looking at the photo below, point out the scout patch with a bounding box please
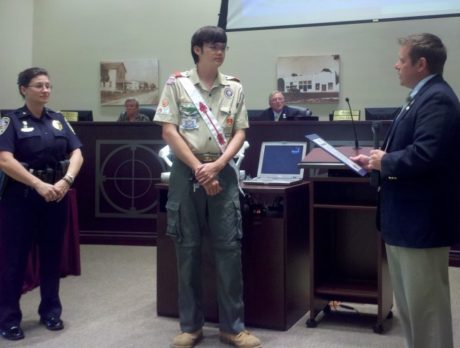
[179,104,199,130]
[0,117,10,135]
[226,117,234,126]
[224,87,233,98]
[52,120,63,131]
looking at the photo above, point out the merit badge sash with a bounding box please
[176,74,227,153]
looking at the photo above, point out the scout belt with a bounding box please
[196,153,221,163]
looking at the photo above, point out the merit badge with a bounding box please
[20,121,34,132]
[0,117,11,135]
[52,120,63,131]
[224,87,233,98]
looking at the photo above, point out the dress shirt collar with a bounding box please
[409,74,436,101]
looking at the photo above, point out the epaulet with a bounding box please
[167,71,189,85]
[16,110,28,118]
[225,75,240,82]
[174,71,190,78]
[45,107,57,114]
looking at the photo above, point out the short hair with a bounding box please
[17,67,49,97]
[398,33,447,75]
[268,91,284,103]
[124,98,139,108]
[191,26,227,64]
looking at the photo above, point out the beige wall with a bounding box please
[0,0,34,107]
[1,0,459,120]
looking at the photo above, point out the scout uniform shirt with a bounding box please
[154,67,248,154]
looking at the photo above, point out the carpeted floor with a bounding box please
[2,244,460,347]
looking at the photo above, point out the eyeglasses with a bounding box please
[206,44,229,52]
[28,83,53,90]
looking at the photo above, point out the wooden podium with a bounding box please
[300,146,393,334]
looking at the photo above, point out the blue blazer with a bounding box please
[257,106,302,121]
[379,75,460,248]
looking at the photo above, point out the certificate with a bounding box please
[305,134,368,176]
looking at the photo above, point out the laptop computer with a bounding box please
[243,141,307,185]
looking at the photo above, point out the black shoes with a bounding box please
[40,317,64,331]
[1,317,63,340]
[1,325,25,341]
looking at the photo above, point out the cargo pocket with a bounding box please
[232,199,243,241]
[165,200,182,242]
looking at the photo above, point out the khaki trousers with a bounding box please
[386,244,453,348]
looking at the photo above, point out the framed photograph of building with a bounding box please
[277,55,340,104]
[100,59,159,106]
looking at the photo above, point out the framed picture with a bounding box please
[277,55,340,104]
[100,59,159,106]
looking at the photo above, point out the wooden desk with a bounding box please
[156,182,309,330]
[22,189,81,293]
[69,121,389,246]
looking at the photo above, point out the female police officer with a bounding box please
[0,67,83,341]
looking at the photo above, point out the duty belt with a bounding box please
[27,160,70,184]
[0,160,70,199]
[196,153,221,163]
[31,168,60,184]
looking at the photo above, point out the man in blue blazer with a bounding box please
[257,91,302,121]
[352,33,460,348]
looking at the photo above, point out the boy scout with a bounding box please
[154,26,261,348]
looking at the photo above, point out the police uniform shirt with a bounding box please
[154,67,248,154]
[0,106,82,169]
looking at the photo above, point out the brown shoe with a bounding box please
[219,330,261,347]
[171,329,203,348]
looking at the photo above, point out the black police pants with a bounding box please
[0,183,68,328]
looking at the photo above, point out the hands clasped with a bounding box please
[194,162,222,196]
[35,179,70,202]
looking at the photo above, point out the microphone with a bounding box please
[370,121,381,187]
[345,97,359,150]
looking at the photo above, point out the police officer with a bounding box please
[0,67,83,341]
[154,26,261,348]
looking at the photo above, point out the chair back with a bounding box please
[138,106,156,120]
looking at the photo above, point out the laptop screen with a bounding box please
[258,142,306,177]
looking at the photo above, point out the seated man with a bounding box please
[117,98,150,122]
[258,91,302,121]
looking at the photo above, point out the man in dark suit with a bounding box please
[352,33,460,348]
[257,91,302,121]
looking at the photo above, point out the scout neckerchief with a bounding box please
[175,72,228,153]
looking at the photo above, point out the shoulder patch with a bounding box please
[0,116,11,135]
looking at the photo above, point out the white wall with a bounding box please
[0,0,34,108]
[1,0,459,120]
